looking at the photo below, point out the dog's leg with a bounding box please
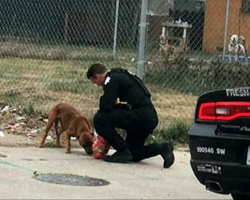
[39,124,53,148]
[55,118,63,147]
[56,133,62,147]
[245,52,248,64]
[234,50,238,62]
[39,134,47,148]
[242,47,247,64]
[64,131,71,154]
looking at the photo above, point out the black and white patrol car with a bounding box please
[189,87,250,200]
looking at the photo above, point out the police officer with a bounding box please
[87,63,175,168]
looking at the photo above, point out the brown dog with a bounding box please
[39,103,94,154]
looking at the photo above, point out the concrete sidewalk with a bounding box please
[0,147,231,199]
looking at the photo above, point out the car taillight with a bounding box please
[198,102,250,121]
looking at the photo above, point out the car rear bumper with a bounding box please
[191,160,250,194]
[189,123,250,195]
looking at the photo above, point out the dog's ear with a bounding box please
[239,35,246,41]
[78,132,94,146]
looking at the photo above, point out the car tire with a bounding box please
[231,193,250,200]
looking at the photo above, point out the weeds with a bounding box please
[146,59,249,96]
[44,142,62,148]
[0,90,21,106]
[146,119,191,145]
[48,77,95,94]
[22,103,37,116]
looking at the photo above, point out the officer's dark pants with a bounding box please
[94,106,162,162]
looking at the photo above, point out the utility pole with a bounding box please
[137,0,148,81]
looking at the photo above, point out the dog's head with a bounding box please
[78,132,94,155]
[230,34,239,46]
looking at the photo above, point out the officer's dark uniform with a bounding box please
[94,68,162,162]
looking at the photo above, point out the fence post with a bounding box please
[113,0,120,57]
[137,0,148,81]
[223,0,230,59]
[64,11,69,44]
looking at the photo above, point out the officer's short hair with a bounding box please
[87,63,107,79]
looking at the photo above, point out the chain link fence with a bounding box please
[0,0,249,129]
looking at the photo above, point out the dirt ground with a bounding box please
[0,105,188,151]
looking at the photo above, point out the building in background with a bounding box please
[203,0,250,55]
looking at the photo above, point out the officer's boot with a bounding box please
[130,141,174,168]
[160,142,175,168]
[103,148,132,163]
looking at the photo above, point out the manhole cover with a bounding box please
[33,172,110,186]
[0,154,7,158]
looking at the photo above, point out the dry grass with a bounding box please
[0,41,197,130]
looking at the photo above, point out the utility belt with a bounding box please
[115,98,153,110]
[115,98,131,109]
[132,103,154,109]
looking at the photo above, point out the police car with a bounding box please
[189,87,250,200]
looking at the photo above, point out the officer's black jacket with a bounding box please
[100,68,152,112]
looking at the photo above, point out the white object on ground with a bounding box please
[0,131,5,137]
[0,106,9,113]
[46,135,52,140]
